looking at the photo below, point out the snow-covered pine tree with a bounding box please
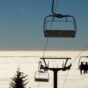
[9,69,28,88]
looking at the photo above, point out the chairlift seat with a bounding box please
[44,30,76,37]
[35,78,49,82]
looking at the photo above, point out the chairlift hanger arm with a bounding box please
[52,0,57,15]
[51,0,71,17]
[43,58,47,67]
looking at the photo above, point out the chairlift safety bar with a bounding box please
[78,56,88,66]
[43,14,77,32]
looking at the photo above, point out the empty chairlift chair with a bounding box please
[43,14,77,38]
[34,71,49,82]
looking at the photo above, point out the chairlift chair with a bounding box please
[78,56,88,75]
[34,71,49,82]
[43,14,77,38]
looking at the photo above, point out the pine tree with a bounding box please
[9,69,28,88]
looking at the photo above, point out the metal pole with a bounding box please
[53,70,58,88]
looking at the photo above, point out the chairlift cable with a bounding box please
[63,70,69,88]
[43,38,48,57]
[42,15,54,65]
[42,38,48,66]
[43,17,53,57]
[62,45,88,88]
[71,45,88,64]
[62,49,86,88]
[42,16,53,57]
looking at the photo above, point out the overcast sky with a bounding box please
[0,0,88,51]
